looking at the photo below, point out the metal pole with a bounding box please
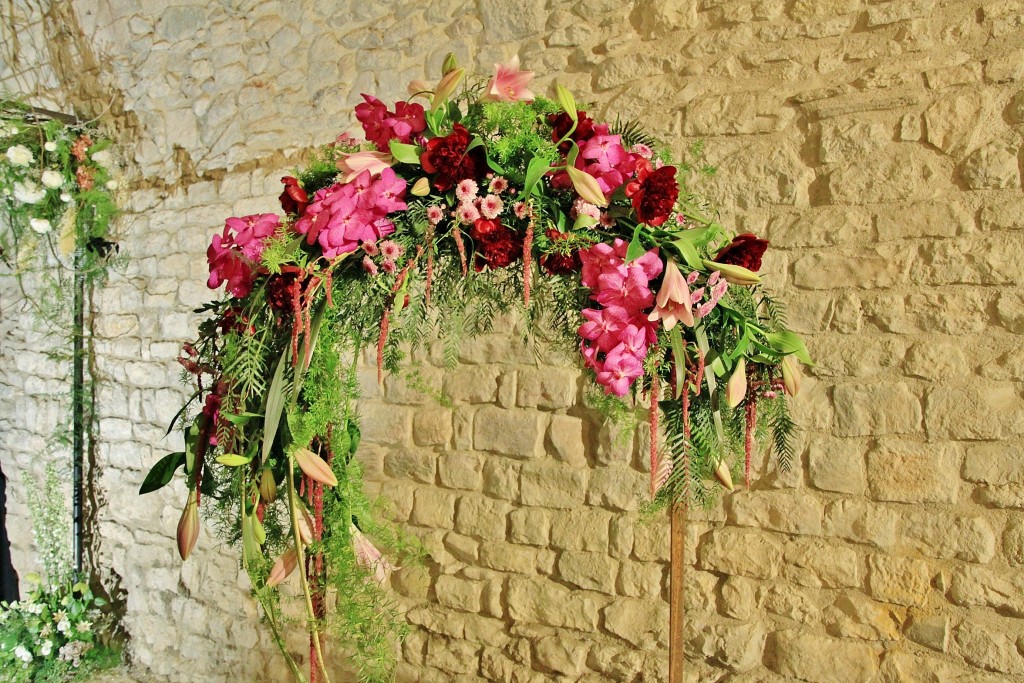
[72,252,84,574]
[668,502,686,683]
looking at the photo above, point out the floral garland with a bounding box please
[145,55,808,682]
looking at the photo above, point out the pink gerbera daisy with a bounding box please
[456,202,481,224]
[455,179,478,203]
[480,194,504,219]
[488,176,509,193]
[427,205,444,225]
[379,240,403,260]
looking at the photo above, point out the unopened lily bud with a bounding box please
[297,506,315,545]
[726,359,747,408]
[703,260,761,286]
[566,166,608,207]
[781,355,801,397]
[407,79,431,99]
[267,546,298,587]
[713,459,735,492]
[293,447,338,487]
[177,489,199,561]
[411,177,431,196]
[259,469,277,503]
[432,68,465,111]
[441,52,458,75]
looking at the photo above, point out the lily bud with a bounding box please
[725,359,747,408]
[267,546,298,587]
[703,260,761,286]
[411,177,431,196]
[781,355,802,397]
[259,469,277,503]
[713,459,735,492]
[407,79,431,99]
[293,447,338,487]
[297,506,315,545]
[432,68,465,111]
[566,166,608,207]
[177,489,199,561]
[441,52,458,75]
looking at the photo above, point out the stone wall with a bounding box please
[2,0,1023,681]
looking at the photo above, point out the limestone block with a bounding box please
[478,0,545,41]
[808,438,866,495]
[587,465,645,511]
[867,554,935,607]
[550,509,611,552]
[1003,518,1024,565]
[926,384,1024,440]
[425,634,481,675]
[819,117,889,164]
[949,565,1024,616]
[595,54,668,91]
[482,458,520,501]
[925,62,984,90]
[444,532,479,563]
[508,508,551,546]
[413,407,453,446]
[790,0,860,21]
[634,0,697,36]
[866,440,959,504]
[875,201,973,241]
[900,511,996,563]
[454,495,511,540]
[784,539,861,589]
[823,594,902,640]
[515,367,578,409]
[392,565,432,599]
[686,619,766,673]
[617,561,663,599]
[684,93,794,136]
[793,249,910,290]
[603,597,669,647]
[435,575,484,613]
[979,196,1024,231]
[730,491,824,536]
[609,517,635,559]
[699,528,784,579]
[833,383,923,437]
[385,448,436,484]
[766,206,873,247]
[954,622,1024,677]
[904,613,950,652]
[923,91,989,157]
[978,485,1024,510]
[767,630,880,682]
[506,578,600,630]
[361,401,412,445]
[479,542,553,574]
[533,633,588,676]
[557,551,617,592]
[961,141,1021,190]
[437,452,484,491]
[631,516,669,562]
[460,614,508,648]
[878,651,1008,683]
[827,148,944,204]
[411,488,457,529]
[546,414,586,465]
[473,406,541,457]
[586,643,645,681]
[443,366,500,404]
[520,462,588,508]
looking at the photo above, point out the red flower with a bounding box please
[355,94,426,152]
[715,233,770,272]
[548,111,596,153]
[625,159,678,227]
[279,177,308,215]
[540,230,582,275]
[470,218,523,271]
[420,124,485,192]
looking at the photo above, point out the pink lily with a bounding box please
[351,525,396,584]
[337,151,393,183]
[648,259,694,330]
[485,55,535,102]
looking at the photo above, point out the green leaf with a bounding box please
[625,223,646,262]
[465,136,485,152]
[216,453,251,467]
[766,330,813,365]
[347,422,361,454]
[163,390,199,437]
[221,412,262,426]
[555,84,577,120]
[139,452,186,494]
[389,141,421,165]
[670,238,704,270]
[669,327,686,399]
[522,155,550,198]
[572,213,599,230]
[486,155,507,175]
[262,348,290,465]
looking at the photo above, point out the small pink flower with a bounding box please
[455,178,479,203]
[513,201,529,219]
[480,194,504,219]
[596,345,644,397]
[379,240,403,260]
[631,143,654,159]
[686,270,700,285]
[571,198,601,221]
[488,176,509,193]
[362,241,380,256]
[599,212,616,228]
[485,55,535,102]
[456,202,481,224]
[381,258,397,274]
[427,205,445,225]
[362,255,379,275]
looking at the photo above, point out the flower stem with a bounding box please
[287,465,331,683]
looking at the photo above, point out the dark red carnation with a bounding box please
[715,233,770,272]
[539,229,582,275]
[625,159,679,227]
[266,270,300,313]
[420,123,486,192]
[470,218,523,271]
[548,111,596,153]
[279,176,308,216]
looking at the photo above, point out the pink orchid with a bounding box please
[579,306,630,352]
[596,267,654,310]
[350,525,396,584]
[596,346,644,397]
[485,55,535,102]
[337,151,393,183]
[648,259,694,330]
[207,213,281,298]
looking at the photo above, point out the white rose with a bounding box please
[29,218,52,234]
[13,181,45,204]
[41,170,63,188]
[44,141,57,152]
[39,640,52,657]
[6,144,34,166]
[60,192,72,202]
[105,180,118,190]
[90,149,112,167]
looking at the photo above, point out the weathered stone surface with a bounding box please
[923,92,989,156]
[961,141,1021,190]
[867,554,934,607]
[506,579,600,630]
[866,441,959,504]
[766,630,881,682]
[473,407,541,457]
[784,539,861,588]
[901,511,996,563]
[833,383,923,437]
[550,509,611,551]
[926,384,1024,440]
[828,149,944,204]
[904,614,950,653]
[950,565,1024,616]
[808,439,866,495]
[685,93,795,135]
[686,620,766,673]
[1003,518,1024,566]
[875,202,973,240]
[730,491,824,536]
[824,594,902,640]
[603,597,669,647]
[435,575,484,613]
[520,462,588,508]
[516,367,578,409]
[533,633,588,677]
[508,508,550,547]
[955,622,1024,677]
[700,528,784,579]
[557,551,617,592]
[454,495,511,540]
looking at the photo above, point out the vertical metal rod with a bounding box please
[72,254,84,574]
[668,502,686,683]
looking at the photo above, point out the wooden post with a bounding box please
[668,502,687,683]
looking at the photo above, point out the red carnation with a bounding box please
[420,124,486,193]
[470,218,523,271]
[715,233,770,272]
[548,111,596,152]
[625,159,678,227]
[539,229,582,275]
[279,177,309,216]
